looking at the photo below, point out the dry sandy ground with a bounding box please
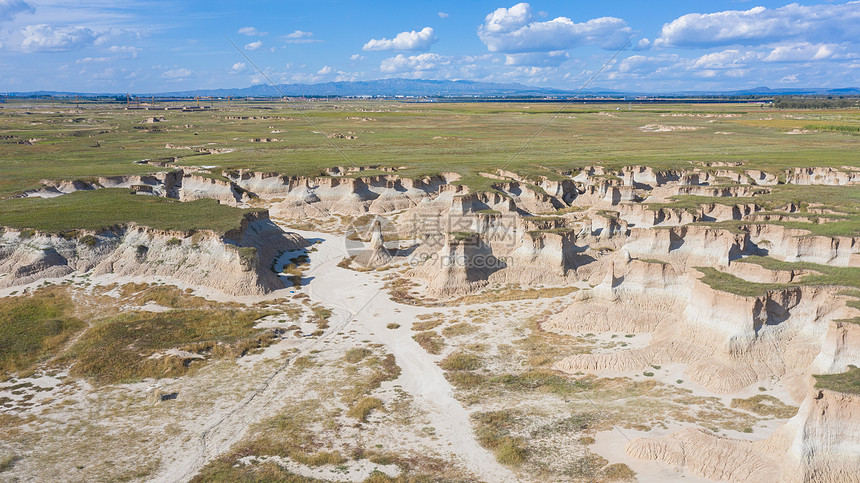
[150,227,515,482]
[0,223,795,482]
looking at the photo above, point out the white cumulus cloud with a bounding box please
[478,2,633,53]
[350,53,365,61]
[162,68,191,79]
[691,49,754,69]
[438,12,449,18]
[238,26,265,36]
[363,27,437,51]
[284,30,320,44]
[317,65,333,75]
[379,53,449,73]
[109,45,140,58]
[244,40,263,51]
[286,30,312,39]
[656,2,860,48]
[616,54,680,75]
[20,24,100,52]
[763,42,844,62]
[231,62,246,72]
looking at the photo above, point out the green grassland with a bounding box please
[814,365,860,395]
[2,100,859,195]
[670,183,860,237]
[696,257,860,297]
[63,308,273,384]
[0,285,280,384]
[0,188,257,234]
[0,287,84,379]
[0,99,858,231]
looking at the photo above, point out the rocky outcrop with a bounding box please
[409,232,501,297]
[501,229,579,282]
[178,174,251,206]
[786,167,860,186]
[623,225,749,267]
[0,213,306,296]
[625,428,782,482]
[812,321,860,374]
[228,171,451,217]
[353,220,393,269]
[626,387,860,482]
[549,253,857,393]
[745,224,860,267]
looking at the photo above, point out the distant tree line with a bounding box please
[773,96,860,109]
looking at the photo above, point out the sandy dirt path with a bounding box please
[298,230,517,483]
[156,228,515,482]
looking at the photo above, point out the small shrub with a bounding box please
[413,319,444,331]
[643,371,654,377]
[413,331,444,355]
[565,454,609,479]
[730,394,798,418]
[344,347,372,364]
[386,323,400,329]
[19,229,35,239]
[0,454,18,472]
[166,237,182,247]
[442,322,478,337]
[495,439,527,466]
[60,230,80,240]
[79,234,98,246]
[439,352,483,371]
[446,370,486,388]
[347,396,383,422]
[472,410,527,467]
[602,462,636,481]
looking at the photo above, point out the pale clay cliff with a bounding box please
[0,212,306,296]
[4,163,860,482]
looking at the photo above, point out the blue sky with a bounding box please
[1,0,859,93]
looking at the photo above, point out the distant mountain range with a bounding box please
[7,79,860,98]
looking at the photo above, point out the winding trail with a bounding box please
[158,228,515,482]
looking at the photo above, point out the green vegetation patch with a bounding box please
[740,256,860,290]
[696,267,792,297]
[441,322,479,337]
[730,394,798,418]
[63,308,272,384]
[0,188,255,234]
[814,365,860,395]
[346,396,384,422]
[472,410,528,467]
[118,282,228,309]
[344,347,372,364]
[412,331,444,355]
[438,351,483,371]
[193,400,345,482]
[0,287,85,379]
[191,460,323,482]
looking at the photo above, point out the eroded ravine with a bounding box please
[295,228,518,483]
[157,227,515,482]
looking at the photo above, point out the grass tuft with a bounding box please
[814,365,860,395]
[346,396,384,422]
